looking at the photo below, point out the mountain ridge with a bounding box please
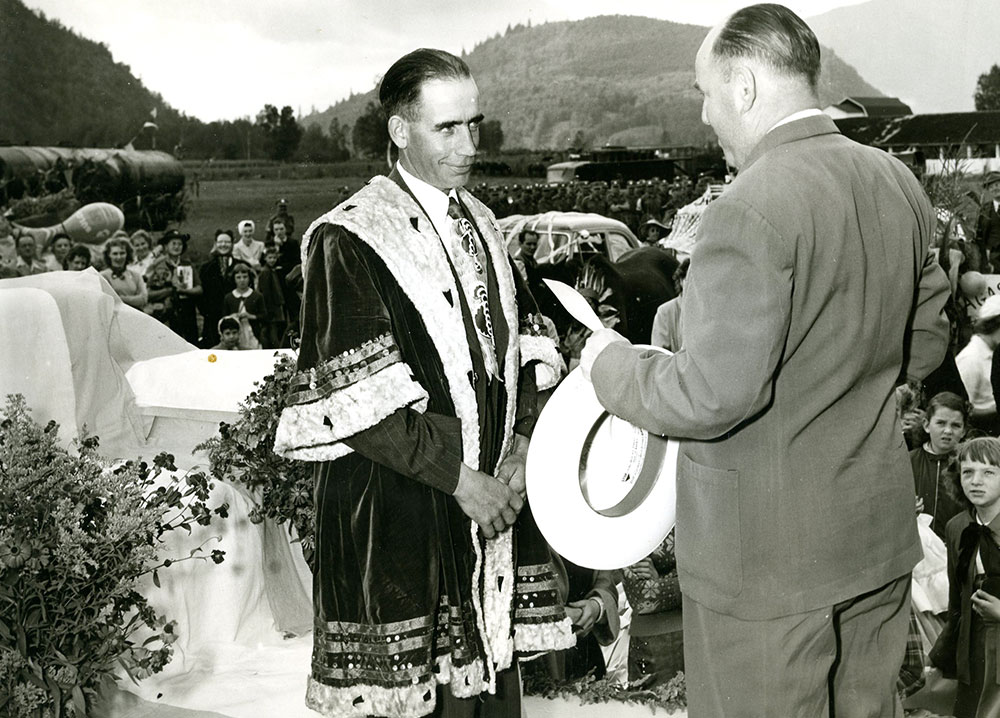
[1,2,886,154]
[301,14,883,150]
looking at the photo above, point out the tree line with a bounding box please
[149,103,505,162]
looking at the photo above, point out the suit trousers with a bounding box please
[429,663,521,718]
[683,573,911,718]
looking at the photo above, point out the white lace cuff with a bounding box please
[520,334,565,391]
[513,617,577,652]
[274,362,429,461]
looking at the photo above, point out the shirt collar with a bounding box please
[975,510,1000,533]
[233,287,253,298]
[767,108,825,134]
[396,161,456,237]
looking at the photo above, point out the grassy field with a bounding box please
[178,176,370,263]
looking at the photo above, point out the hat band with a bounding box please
[578,412,668,518]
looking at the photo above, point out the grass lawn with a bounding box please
[178,175,370,263]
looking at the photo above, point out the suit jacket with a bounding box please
[592,115,950,619]
[976,200,1000,267]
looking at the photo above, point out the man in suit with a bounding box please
[274,49,570,718]
[580,5,950,717]
[975,171,1000,272]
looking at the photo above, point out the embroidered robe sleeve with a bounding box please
[274,223,464,494]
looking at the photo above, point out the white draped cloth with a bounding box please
[0,270,315,717]
[0,268,192,454]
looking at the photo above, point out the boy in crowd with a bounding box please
[211,316,241,351]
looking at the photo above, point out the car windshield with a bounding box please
[540,231,605,264]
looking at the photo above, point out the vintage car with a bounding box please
[498,211,640,265]
[497,212,677,345]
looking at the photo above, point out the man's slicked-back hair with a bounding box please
[713,4,821,89]
[379,48,472,120]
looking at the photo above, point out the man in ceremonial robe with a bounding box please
[580,5,950,717]
[274,49,571,718]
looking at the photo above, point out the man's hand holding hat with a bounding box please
[579,328,628,381]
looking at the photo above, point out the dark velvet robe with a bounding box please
[275,175,571,718]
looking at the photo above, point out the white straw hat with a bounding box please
[526,358,678,570]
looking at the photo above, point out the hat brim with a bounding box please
[526,357,677,570]
[158,234,188,247]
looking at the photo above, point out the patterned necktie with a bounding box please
[447,196,497,380]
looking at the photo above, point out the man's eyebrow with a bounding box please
[434,113,485,131]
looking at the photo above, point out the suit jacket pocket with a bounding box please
[675,453,742,597]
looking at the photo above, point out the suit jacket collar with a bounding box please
[978,508,1000,539]
[742,114,841,171]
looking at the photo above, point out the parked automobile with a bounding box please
[498,211,639,265]
[497,212,677,345]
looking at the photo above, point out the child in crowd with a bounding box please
[911,391,970,538]
[211,316,241,351]
[232,219,264,272]
[621,530,683,687]
[257,244,286,349]
[143,257,175,325]
[223,262,266,349]
[930,437,1000,718]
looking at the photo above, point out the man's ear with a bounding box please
[388,115,408,149]
[730,64,758,114]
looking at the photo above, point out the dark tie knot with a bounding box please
[447,197,464,220]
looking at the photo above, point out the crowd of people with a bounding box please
[2,199,302,351]
[474,173,718,241]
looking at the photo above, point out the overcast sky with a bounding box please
[25,0,868,122]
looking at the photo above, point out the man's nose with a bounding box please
[456,125,477,156]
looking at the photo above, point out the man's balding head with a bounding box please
[712,4,821,90]
[695,4,821,170]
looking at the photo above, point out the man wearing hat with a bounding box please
[641,218,669,245]
[157,229,201,344]
[580,5,949,716]
[272,48,569,718]
[959,294,1000,433]
[975,171,1000,272]
[266,198,295,241]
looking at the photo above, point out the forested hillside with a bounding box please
[303,15,884,149]
[0,0,177,146]
[2,1,883,154]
